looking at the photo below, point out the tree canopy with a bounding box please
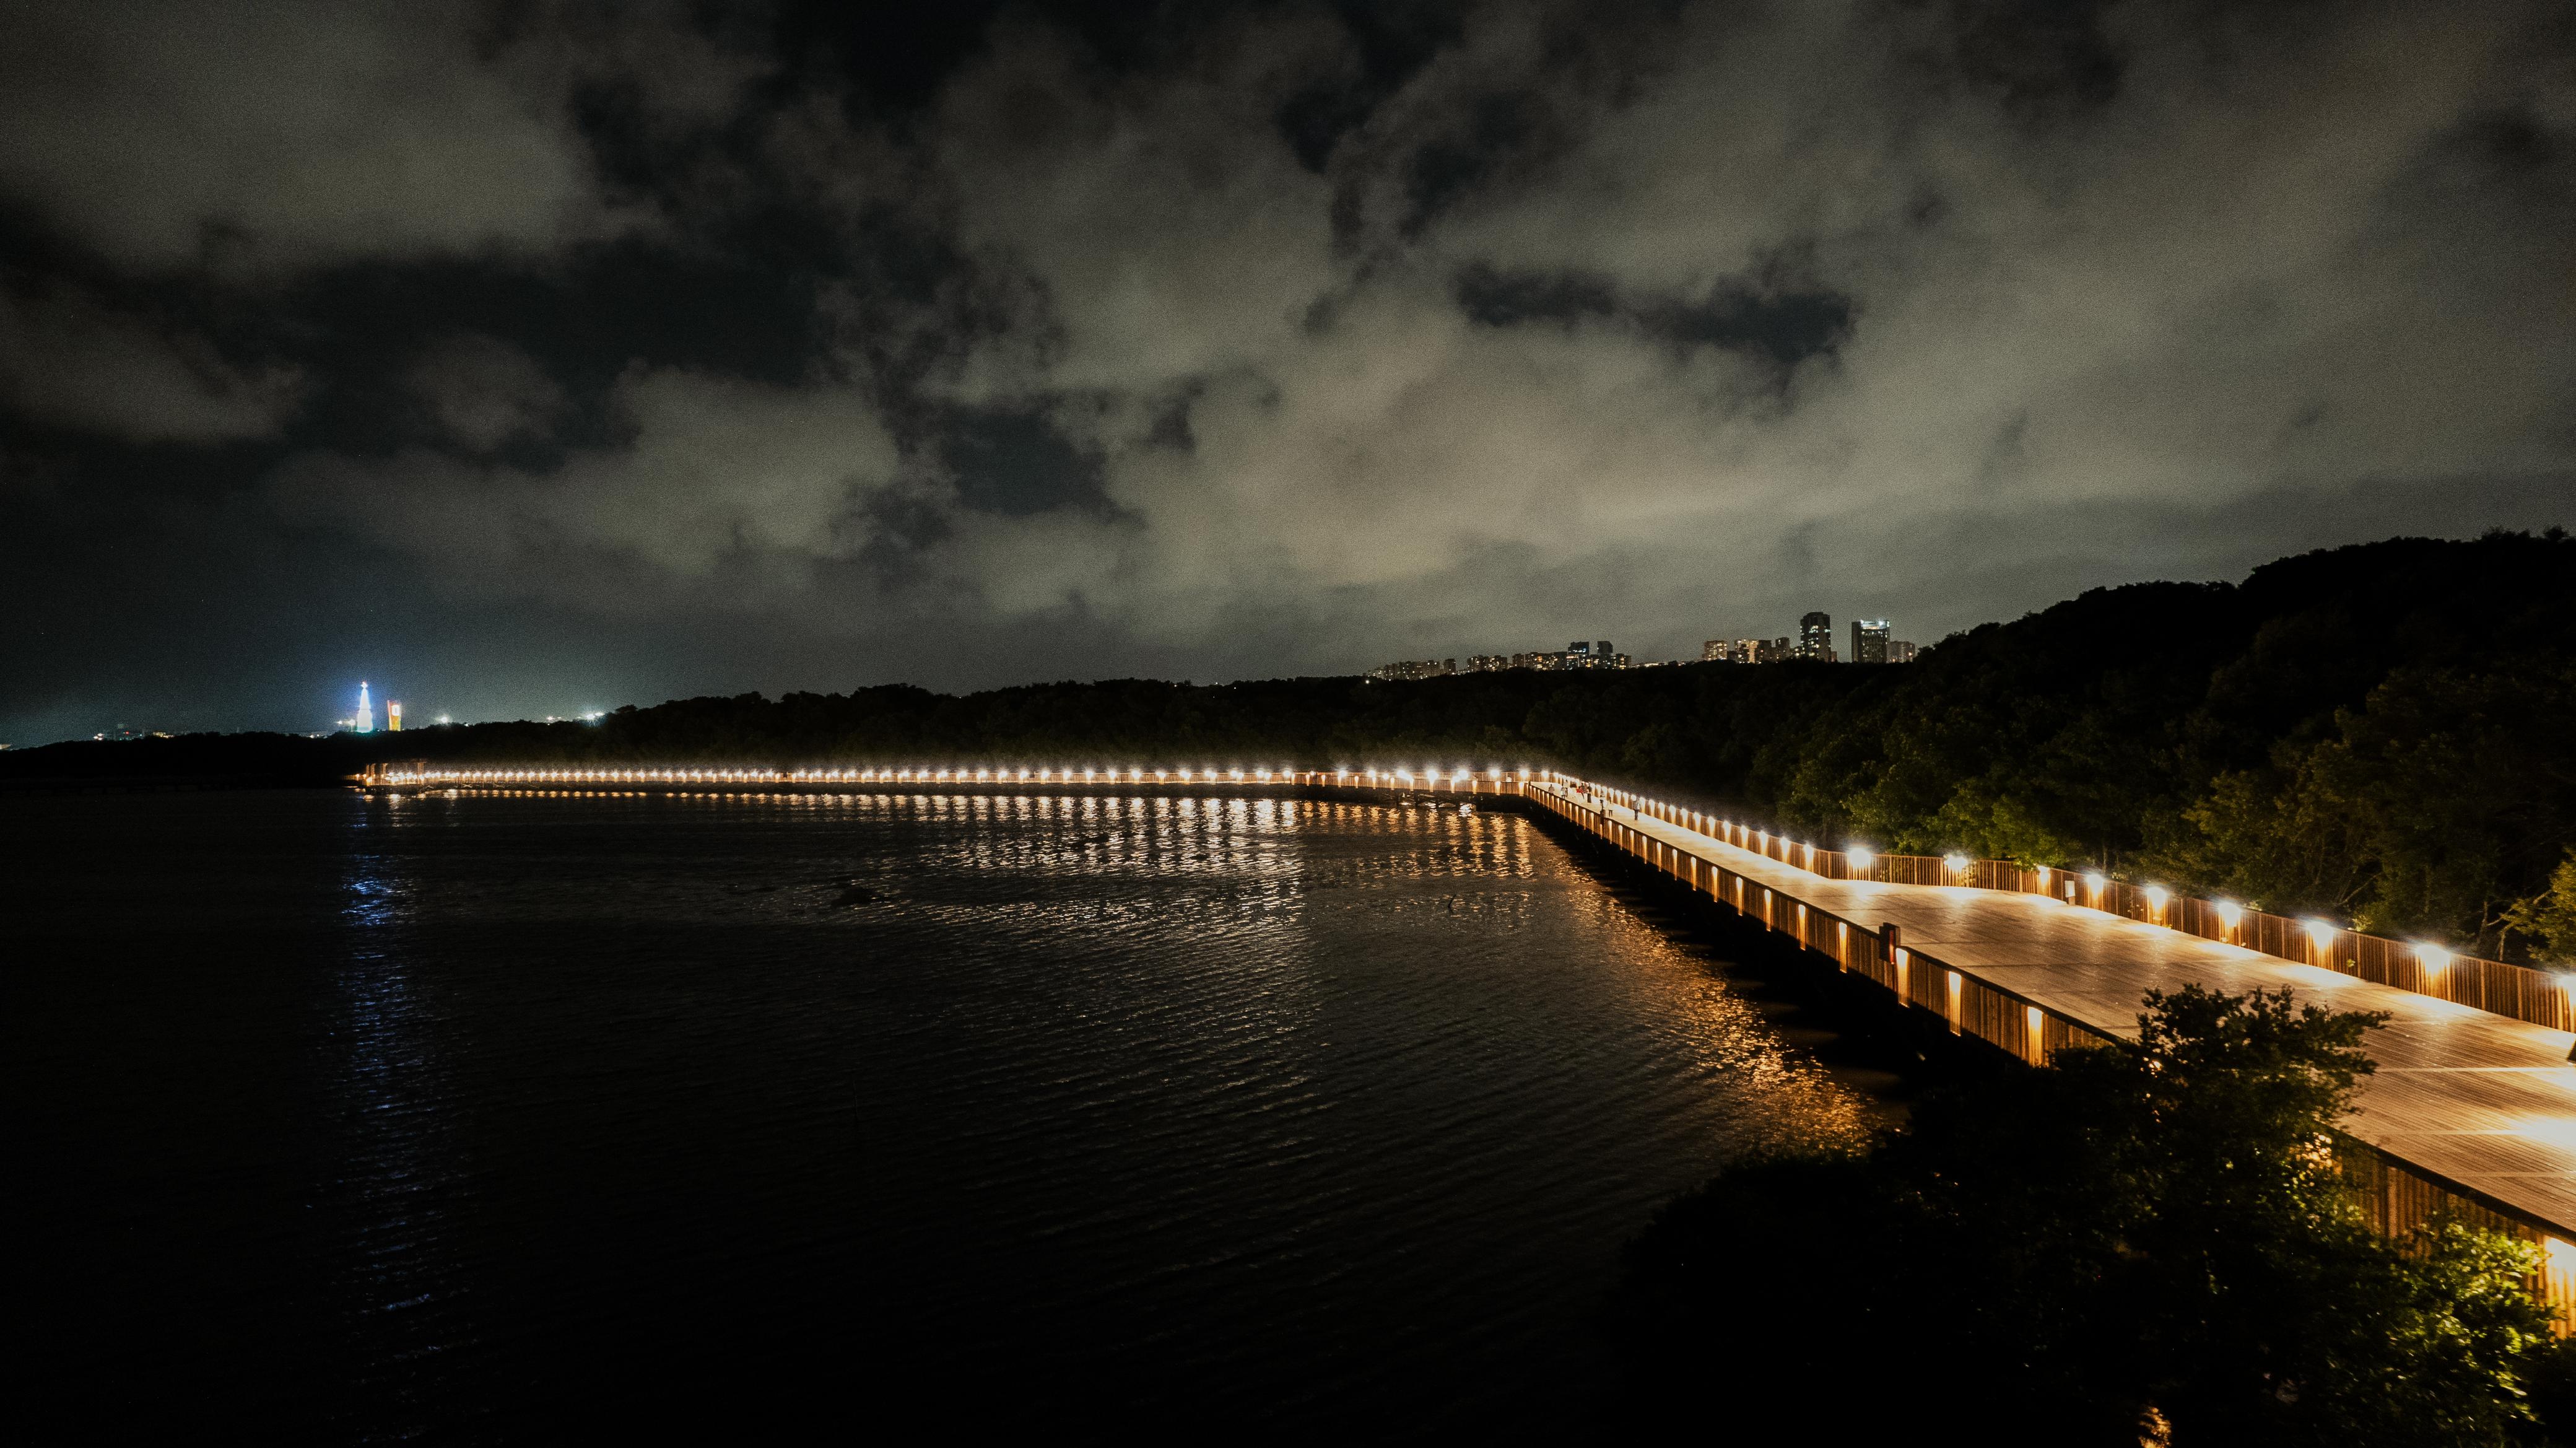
[1605,985,2564,1447]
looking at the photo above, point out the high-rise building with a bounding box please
[1852,619,1891,665]
[1700,639,1730,662]
[354,681,374,734]
[1731,638,1762,663]
[1889,640,1918,664]
[1798,612,1832,661]
[387,700,404,731]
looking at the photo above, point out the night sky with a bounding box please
[3,0,2569,743]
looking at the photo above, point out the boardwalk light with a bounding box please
[1848,847,1875,870]
[2145,886,2169,914]
[1943,853,1969,875]
[2215,899,2243,931]
[2548,1237,2576,1292]
[2304,918,2338,957]
[2084,871,2106,898]
[2416,943,2452,975]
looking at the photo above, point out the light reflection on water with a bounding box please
[333,800,480,1437]
[17,788,1865,1441]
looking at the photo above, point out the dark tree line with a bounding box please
[14,531,2572,957]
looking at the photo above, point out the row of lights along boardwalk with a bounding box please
[361,761,2576,1314]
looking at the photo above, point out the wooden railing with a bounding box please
[1561,779,2576,1034]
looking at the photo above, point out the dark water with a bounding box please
[12,788,1865,1441]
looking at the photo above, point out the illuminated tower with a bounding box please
[1799,611,1833,660]
[387,700,403,731]
[354,681,374,734]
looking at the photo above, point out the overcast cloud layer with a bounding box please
[3,0,2571,741]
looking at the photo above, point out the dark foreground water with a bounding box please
[12,788,1865,1441]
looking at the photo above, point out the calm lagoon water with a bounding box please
[12,788,1865,1441]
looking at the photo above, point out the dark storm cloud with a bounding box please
[0,272,305,442]
[1943,0,2125,116]
[942,408,1112,518]
[2,0,2574,743]
[1455,262,1856,370]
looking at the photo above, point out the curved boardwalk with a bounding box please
[1527,781,2576,1300]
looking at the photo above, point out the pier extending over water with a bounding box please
[360,761,2576,1308]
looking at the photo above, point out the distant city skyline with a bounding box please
[1373,612,1922,681]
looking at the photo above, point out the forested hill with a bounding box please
[9,531,2573,959]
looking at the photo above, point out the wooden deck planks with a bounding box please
[1541,786,2576,1241]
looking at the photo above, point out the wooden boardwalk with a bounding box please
[1529,782,2576,1267]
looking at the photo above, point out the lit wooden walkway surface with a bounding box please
[1531,783,2576,1250]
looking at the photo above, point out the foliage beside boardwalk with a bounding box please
[1605,985,2565,1447]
